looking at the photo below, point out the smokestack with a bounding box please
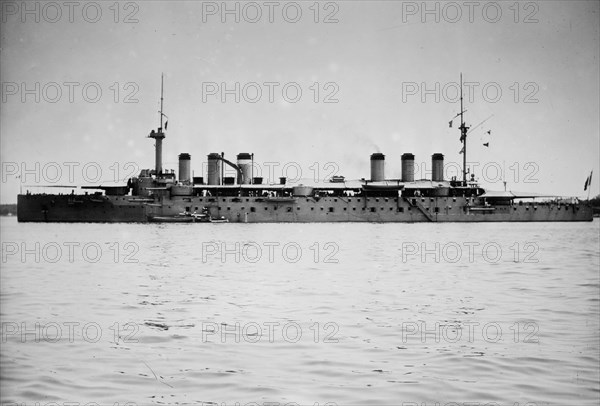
[401,153,415,182]
[207,153,222,185]
[236,153,252,184]
[370,153,385,182]
[178,153,191,183]
[432,153,444,181]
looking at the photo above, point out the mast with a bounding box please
[149,74,166,176]
[160,73,164,129]
[459,73,470,184]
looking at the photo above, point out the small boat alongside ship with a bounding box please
[148,214,196,223]
[147,208,229,223]
[16,75,593,223]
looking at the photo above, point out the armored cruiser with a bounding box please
[17,76,593,223]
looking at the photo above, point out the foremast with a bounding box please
[148,74,166,175]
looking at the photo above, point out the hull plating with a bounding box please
[17,194,592,223]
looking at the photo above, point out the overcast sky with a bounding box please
[1,1,599,203]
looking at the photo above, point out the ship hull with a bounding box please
[17,194,593,223]
[17,194,147,223]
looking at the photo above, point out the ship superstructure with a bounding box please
[17,76,593,223]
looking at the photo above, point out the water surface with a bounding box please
[1,217,598,405]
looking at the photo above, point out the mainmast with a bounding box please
[160,74,164,129]
[148,74,166,176]
[459,73,470,184]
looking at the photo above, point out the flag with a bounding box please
[459,146,464,154]
[584,170,593,191]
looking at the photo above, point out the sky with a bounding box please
[1,0,599,203]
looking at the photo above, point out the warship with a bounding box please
[17,76,593,223]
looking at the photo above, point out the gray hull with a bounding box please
[17,194,147,223]
[17,194,593,223]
